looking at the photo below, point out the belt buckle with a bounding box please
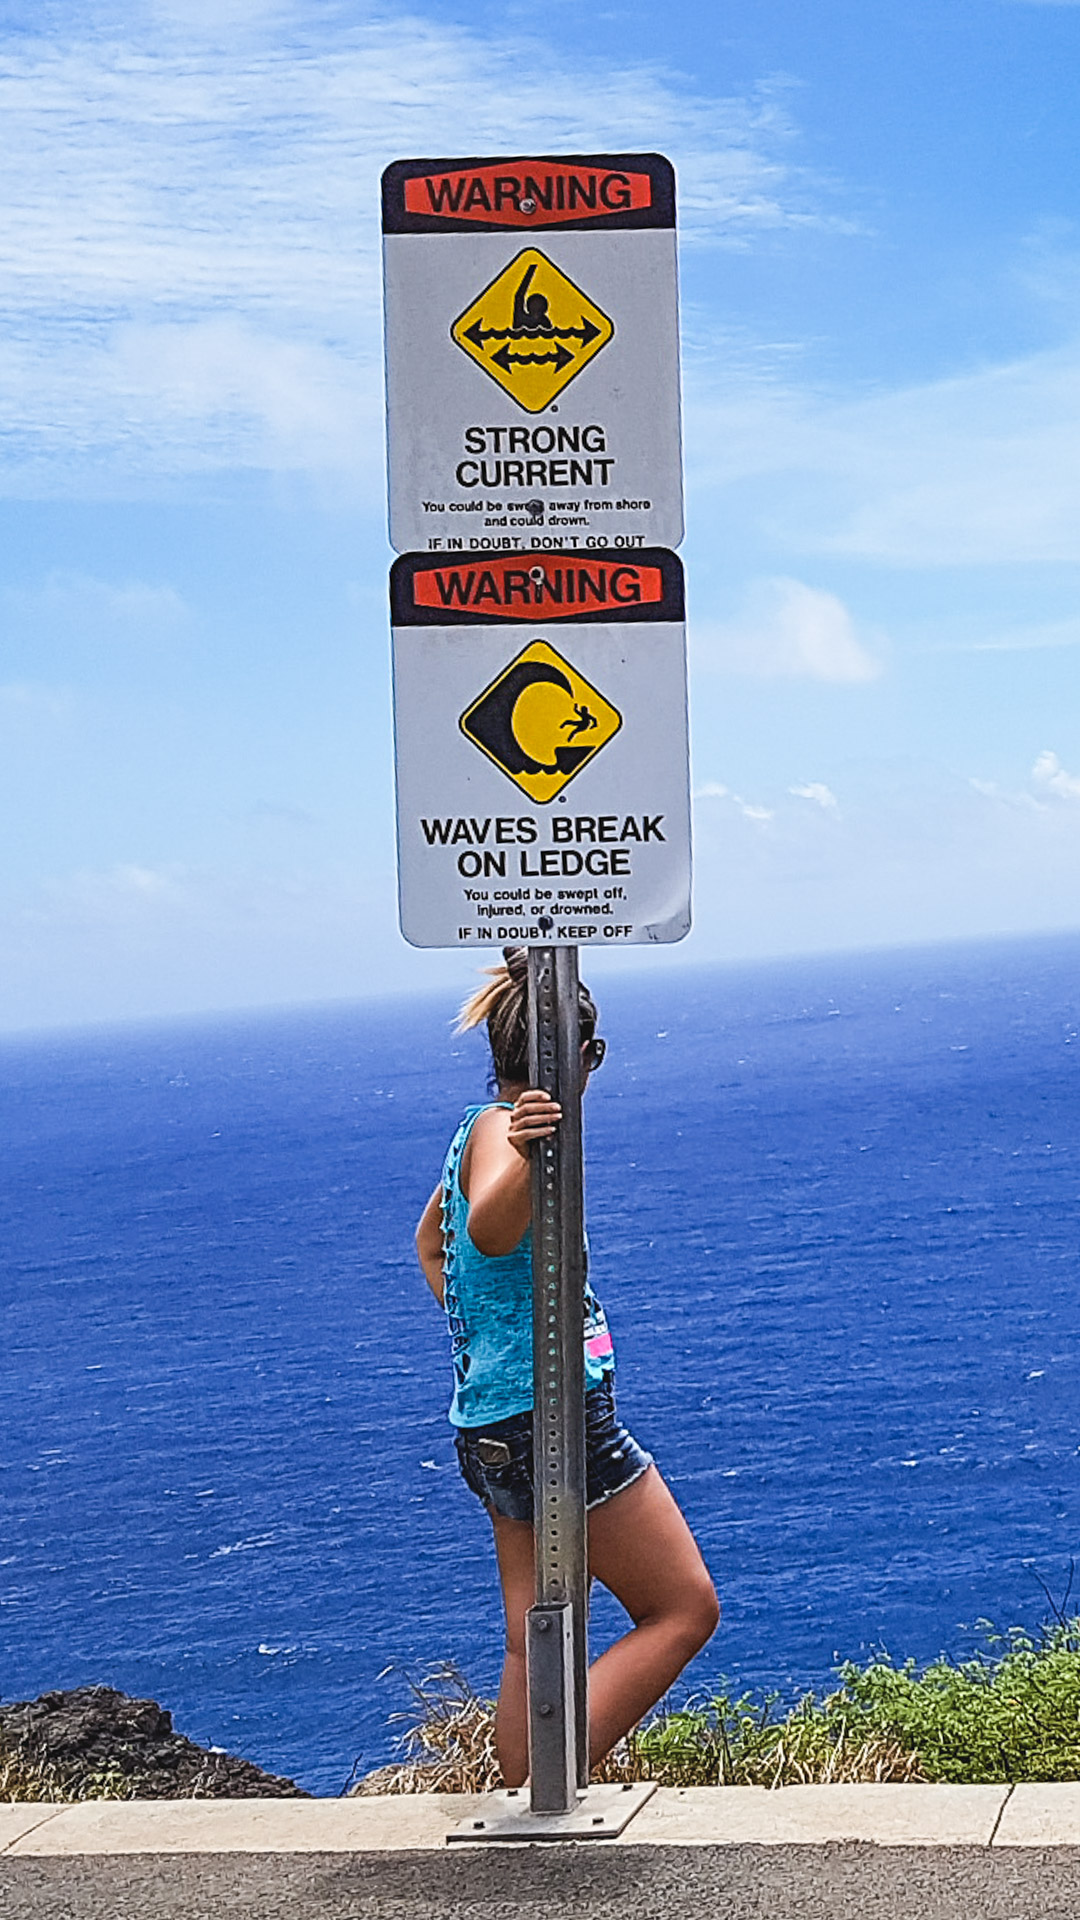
[476,1438,512,1468]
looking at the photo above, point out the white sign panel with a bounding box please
[382,154,682,556]
[391,549,690,948]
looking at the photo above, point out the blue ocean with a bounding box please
[3,934,1079,1796]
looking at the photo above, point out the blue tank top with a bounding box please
[441,1103,615,1428]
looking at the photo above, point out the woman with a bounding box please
[415,946,718,1785]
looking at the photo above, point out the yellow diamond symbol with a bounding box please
[451,249,614,414]
[460,639,622,804]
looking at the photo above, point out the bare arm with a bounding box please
[464,1090,561,1257]
[415,1185,446,1305]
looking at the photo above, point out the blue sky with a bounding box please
[3,0,1080,1028]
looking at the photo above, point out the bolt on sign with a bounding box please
[390,548,690,949]
[382,154,682,556]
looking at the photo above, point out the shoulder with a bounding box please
[464,1103,512,1161]
[460,1102,512,1192]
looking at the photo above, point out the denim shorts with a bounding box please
[454,1374,653,1523]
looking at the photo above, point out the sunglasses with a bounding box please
[581,1036,607,1074]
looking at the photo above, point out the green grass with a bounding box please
[363,1617,1080,1793]
[830,1617,1080,1784]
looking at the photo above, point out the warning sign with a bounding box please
[460,639,622,802]
[391,546,690,949]
[382,150,683,553]
[451,250,613,412]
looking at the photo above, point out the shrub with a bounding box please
[831,1618,1080,1783]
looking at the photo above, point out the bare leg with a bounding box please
[585,1466,719,1763]
[488,1467,718,1781]
[489,1514,534,1787]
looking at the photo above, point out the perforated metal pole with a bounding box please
[526,946,588,1813]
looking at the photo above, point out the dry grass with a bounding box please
[0,1745,135,1803]
[0,1752,67,1802]
[351,1664,926,1795]
[352,1667,504,1795]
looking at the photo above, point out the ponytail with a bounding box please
[456,946,597,1090]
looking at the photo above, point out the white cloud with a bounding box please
[968,777,1040,810]
[684,758,1080,964]
[110,321,377,478]
[1032,750,1080,800]
[688,342,1080,567]
[693,781,773,822]
[34,862,189,918]
[693,578,884,682]
[0,682,75,721]
[949,617,1080,653]
[0,845,434,1030]
[694,778,836,825]
[0,4,822,491]
[9,573,188,628]
[790,782,838,810]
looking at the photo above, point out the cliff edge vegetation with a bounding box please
[358,1618,1080,1794]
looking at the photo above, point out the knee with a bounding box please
[504,1621,528,1663]
[636,1568,720,1654]
[677,1572,721,1652]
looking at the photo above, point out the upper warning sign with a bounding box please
[451,250,613,412]
[383,150,682,552]
[383,153,675,234]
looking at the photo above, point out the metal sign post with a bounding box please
[384,150,681,1846]
[526,944,588,1811]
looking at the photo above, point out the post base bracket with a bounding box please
[448,1780,657,1844]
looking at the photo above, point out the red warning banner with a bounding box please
[391,549,684,625]
[404,164,651,228]
[382,154,674,234]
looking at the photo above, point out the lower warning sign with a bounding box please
[391,548,690,949]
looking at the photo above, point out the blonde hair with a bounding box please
[456,946,597,1089]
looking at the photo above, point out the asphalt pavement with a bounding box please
[4,1845,1080,1920]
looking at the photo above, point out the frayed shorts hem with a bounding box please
[584,1454,653,1512]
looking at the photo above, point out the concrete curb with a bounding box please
[3,1785,1080,1852]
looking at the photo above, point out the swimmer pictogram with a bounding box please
[451,250,614,412]
[459,639,622,802]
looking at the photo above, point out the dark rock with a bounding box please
[0,1687,310,1798]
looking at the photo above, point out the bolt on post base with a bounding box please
[448,1781,657,1844]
